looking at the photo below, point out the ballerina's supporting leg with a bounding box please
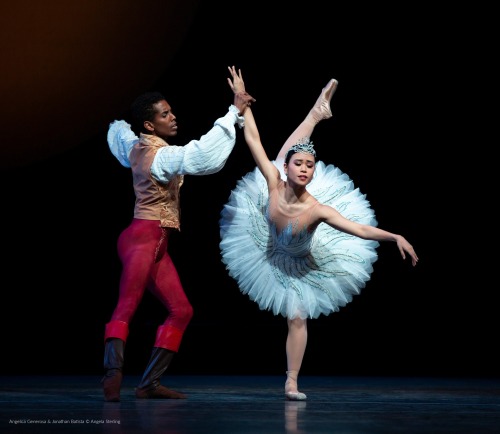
[285,317,308,401]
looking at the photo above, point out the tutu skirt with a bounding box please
[220,160,379,319]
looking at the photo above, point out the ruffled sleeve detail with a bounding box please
[107,120,139,168]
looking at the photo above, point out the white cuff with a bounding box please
[229,104,245,129]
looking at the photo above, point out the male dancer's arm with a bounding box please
[151,92,254,182]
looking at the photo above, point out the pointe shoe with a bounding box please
[285,391,307,401]
[309,78,338,123]
[285,370,307,401]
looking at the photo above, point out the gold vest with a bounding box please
[130,134,184,229]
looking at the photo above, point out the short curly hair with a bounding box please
[130,91,166,134]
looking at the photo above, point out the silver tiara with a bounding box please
[286,137,316,158]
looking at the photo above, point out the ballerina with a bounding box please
[220,66,418,400]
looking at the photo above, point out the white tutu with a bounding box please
[219,160,380,319]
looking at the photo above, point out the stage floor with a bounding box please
[1,375,499,433]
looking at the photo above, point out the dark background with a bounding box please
[0,1,491,378]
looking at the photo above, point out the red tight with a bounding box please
[105,219,193,352]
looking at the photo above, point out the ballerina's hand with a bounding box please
[397,236,419,267]
[227,65,246,94]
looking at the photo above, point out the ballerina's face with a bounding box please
[284,152,316,186]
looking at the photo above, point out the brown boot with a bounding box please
[102,338,125,402]
[135,347,187,399]
[135,384,186,399]
[102,370,123,402]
